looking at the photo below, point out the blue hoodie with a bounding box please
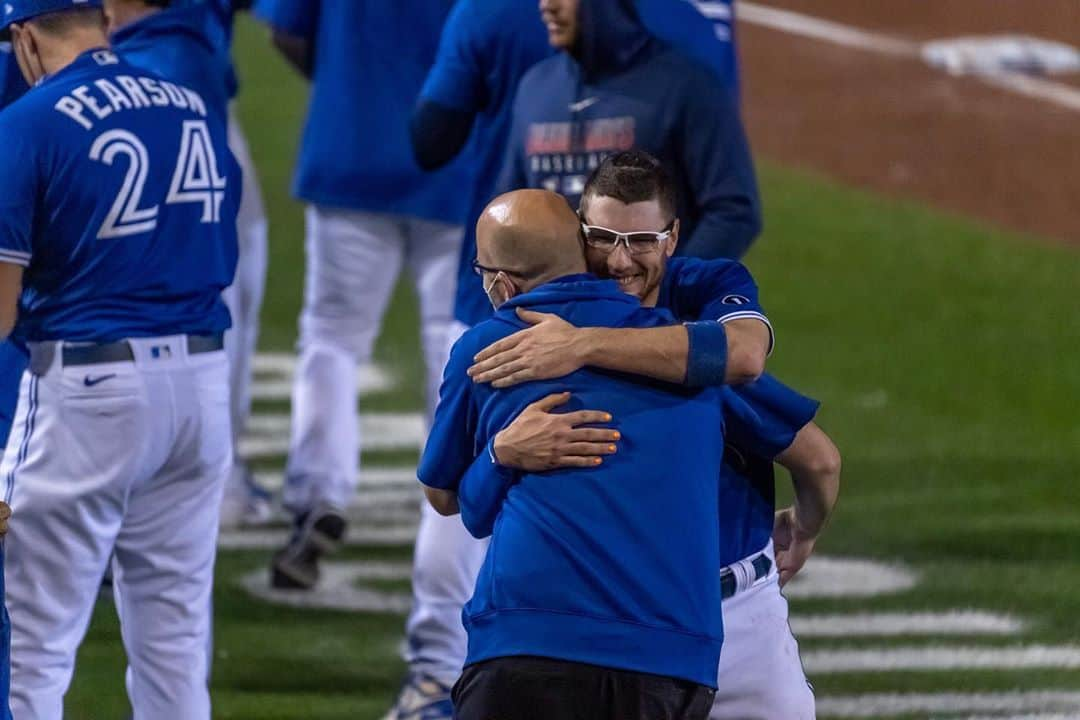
[110,4,230,119]
[0,43,27,109]
[420,275,727,688]
[499,0,760,260]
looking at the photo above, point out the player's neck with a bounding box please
[39,29,109,78]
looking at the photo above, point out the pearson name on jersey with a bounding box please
[53,50,209,131]
[0,49,239,344]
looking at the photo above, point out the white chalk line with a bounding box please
[784,555,917,598]
[816,691,1080,717]
[792,611,1024,638]
[739,2,1080,112]
[251,352,394,400]
[804,645,1080,674]
[240,412,425,458]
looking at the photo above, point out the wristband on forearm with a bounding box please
[684,320,729,387]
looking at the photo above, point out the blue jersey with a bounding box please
[110,4,231,119]
[254,0,475,223]
[720,375,818,564]
[0,49,239,343]
[421,275,727,688]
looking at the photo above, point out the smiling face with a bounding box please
[538,0,579,50]
[582,195,679,307]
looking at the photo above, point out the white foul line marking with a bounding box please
[804,645,1080,674]
[739,2,1080,112]
[783,555,917,598]
[251,352,394,400]
[791,611,1025,637]
[816,691,1080,717]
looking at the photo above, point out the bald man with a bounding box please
[418,190,728,720]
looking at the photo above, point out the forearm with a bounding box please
[778,424,841,538]
[578,325,689,384]
[410,100,476,171]
[423,486,461,517]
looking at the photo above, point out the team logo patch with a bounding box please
[722,294,750,306]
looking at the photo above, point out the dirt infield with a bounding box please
[738,1,1080,244]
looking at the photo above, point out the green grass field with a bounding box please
[62,18,1080,719]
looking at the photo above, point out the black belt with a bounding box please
[61,334,224,366]
[720,553,772,600]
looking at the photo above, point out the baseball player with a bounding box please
[0,43,30,453]
[462,152,840,718]
[0,39,28,720]
[108,0,270,524]
[253,0,476,591]
[0,2,239,716]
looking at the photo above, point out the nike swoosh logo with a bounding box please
[83,374,117,387]
[568,96,600,112]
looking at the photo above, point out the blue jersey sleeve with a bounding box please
[723,374,820,460]
[0,115,37,268]
[253,0,317,38]
[457,440,518,539]
[663,256,767,324]
[417,334,480,492]
[420,0,487,113]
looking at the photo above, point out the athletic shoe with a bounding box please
[270,504,348,590]
[219,461,275,528]
[381,673,453,720]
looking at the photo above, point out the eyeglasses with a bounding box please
[581,220,675,255]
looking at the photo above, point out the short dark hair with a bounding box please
[28,6,106,35]
[580,150,678,223]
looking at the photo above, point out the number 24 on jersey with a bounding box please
[89,120,228,240]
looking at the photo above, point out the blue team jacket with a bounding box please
[420,275,728,688]
[499,0,761,260]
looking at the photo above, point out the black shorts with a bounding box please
[452,655,716,720]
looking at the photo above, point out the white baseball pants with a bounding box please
[3,337,231,720]
[710,542,816,719]
[283,206,461,514]
[222,105,267,451]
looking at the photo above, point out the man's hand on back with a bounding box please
[493,392,619,471]
[469,309,592,388]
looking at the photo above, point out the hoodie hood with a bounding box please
[574,0,654,81]
[497,273,644,327]
[110,5,220,59]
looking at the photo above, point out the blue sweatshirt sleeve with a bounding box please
[675,64,761,259]
[417,336,479,492]
[457,439,519,539]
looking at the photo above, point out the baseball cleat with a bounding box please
[381,672,453,720]
[270,504,348,590]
